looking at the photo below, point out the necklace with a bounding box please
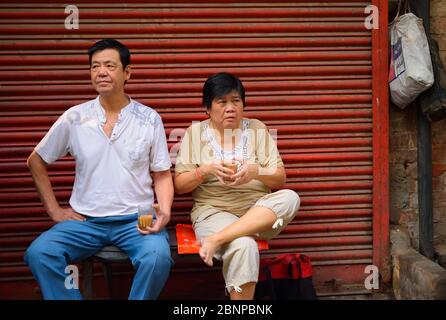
[204,119,249,165]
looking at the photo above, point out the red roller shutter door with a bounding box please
[0,0,389,299]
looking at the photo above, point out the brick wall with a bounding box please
[432,0,446,64]
[431,0,446,250]
[389,103,419,248]
[389,0,446,251]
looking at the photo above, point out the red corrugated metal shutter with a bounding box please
[0,0,388,299]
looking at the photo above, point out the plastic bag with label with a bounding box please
[389,4,434,109]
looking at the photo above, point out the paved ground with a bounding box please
[320,292,394,300]
[317,284,394,300]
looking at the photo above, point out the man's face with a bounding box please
[90,48,130,96]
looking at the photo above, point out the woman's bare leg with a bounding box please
[229,282,256,300]
[199,206,276,266]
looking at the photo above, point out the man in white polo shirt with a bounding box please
[24,39,174,300]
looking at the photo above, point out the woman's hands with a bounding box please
[226,162,259,187]
[199,161,237,185]
[199,160,259,187]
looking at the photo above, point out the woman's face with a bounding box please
[208,90,244,131]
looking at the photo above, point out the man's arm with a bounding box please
[27,151,84,222]
[145,169,173,233]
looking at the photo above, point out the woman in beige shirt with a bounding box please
[174,72,300,300]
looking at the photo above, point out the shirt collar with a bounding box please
[94,95,133,125]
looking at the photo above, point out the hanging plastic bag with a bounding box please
[420,35,446,121]
[389,0,434,109]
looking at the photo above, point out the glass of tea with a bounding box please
[137,205,153,229]
[223,161,237,183]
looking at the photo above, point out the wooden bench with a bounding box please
[175,224,269,254]
[82,245,129,300]
[82,224,268,299]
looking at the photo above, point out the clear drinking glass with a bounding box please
[223,161,237,183]
[137,205,153,229]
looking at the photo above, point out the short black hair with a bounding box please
[202,72,245,110]
[88,39,130,69]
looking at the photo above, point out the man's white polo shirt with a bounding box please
[35,96,172,217]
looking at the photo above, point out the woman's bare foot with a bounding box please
[199,236,221,267]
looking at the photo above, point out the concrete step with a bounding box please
[317,283,394,300]
[435,245,446,269]
[320,292,394,300]
[392,228,446,299]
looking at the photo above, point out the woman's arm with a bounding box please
[252,165,286,189]
[174,162,235,194]
[174,169,202,195]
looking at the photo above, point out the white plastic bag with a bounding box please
[389,12,434,109]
